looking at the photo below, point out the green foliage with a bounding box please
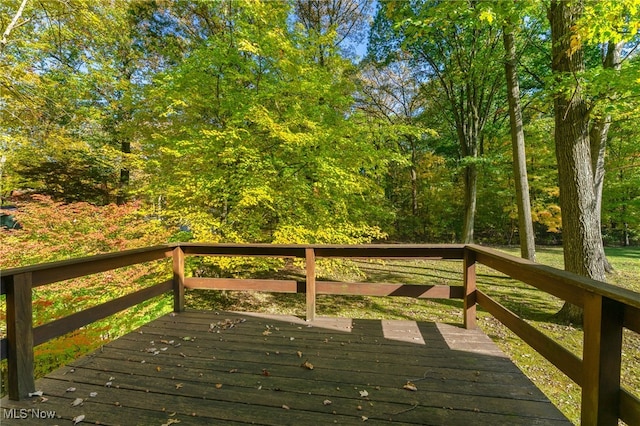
[0,194,171,267]
[137,1,392,244]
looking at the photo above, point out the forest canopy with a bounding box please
[1,0,639,249]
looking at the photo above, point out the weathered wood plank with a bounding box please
[476,289,583,385]
[581,294,624,426]
[1,245,172,289]
[316,282,463,298]
[0,311,571,425]
[463,249,477,329]
[173,246,185,312]
[184,277,299,292]
[5,272,35,400]
[620,389,640,426]
[32,280,173,346]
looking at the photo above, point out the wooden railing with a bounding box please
[1,243,639,425]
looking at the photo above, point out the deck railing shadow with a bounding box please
[1,243,639,425]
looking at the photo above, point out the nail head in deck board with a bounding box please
[0,311,570,424]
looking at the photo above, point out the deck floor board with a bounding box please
[1,311,571,425]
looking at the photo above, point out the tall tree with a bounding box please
[549,0,606,322]
[139,1,391,244]
[293,0,373,63]
[372,1,505,243]
[502,14,536,261]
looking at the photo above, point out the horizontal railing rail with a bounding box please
[0,243,638,426]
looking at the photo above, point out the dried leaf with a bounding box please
[73,414,85,425]
[361,416,369,421]
[301,360,314,370]
[215,383,223,389]
[161,419,181,426]
[323,399,332,406]
[296,351,303,358]
[359,390,369,398]
[229,368,238,373]
[262,369,271,377]
[282,405,290,410]
[175,383,183,390]
[71,397,84,407]
[66,387,77,392]
[403,382,418,392]
[89,392,98,398]
[40,397,49,403]
[105,381,113,387]
[156,366,162,372]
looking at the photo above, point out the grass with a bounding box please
[1,246,638,424]
[185,246,639,424]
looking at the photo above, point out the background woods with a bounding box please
[1,0,638,251]
[1,1,639,422]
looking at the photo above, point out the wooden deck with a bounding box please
[1,310,570,425]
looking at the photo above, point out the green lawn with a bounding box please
[185,246,639,424]
[1,246,638,424]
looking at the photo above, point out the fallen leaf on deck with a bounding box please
[40,397,49,403]
[296,351,303,358]
[175,383,183,390]
[323,399,332,406]
[28,391,43,397]
[66,387,77,392]
[89,392,98,398]
[157,366,162,372]
[73,414,85,424]
[301,360,314,370]
[215,383,223,389]
[403,382,418,392]
[161,419,181,426]
[262,369,271,376]
[105,381,113,387]
[361,416,369,421]
[229,368,238,373]
[262,330,272,336]
[71,397,84,407]
[359,390,369,398]
[282,405,290,410]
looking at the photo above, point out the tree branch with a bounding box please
[1,0,30,53]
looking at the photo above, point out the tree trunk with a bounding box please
[116,140,130,205]
[503,26,536,261]
[462,162,477,244]
[549,0,606,324]
[589,41,623,273]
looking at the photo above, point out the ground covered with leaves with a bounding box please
[1,246,638,424]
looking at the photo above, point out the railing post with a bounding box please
[463,247,477,329]
[581,293,623,426]
[305,248,316,322]
[6,272,35,400]
[173,246,185,313]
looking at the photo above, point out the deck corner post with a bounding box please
[172,246,185,313]
[305,247,316,322]
[463,247,477,329]
[6,272,35,400]
[581,293,623,426]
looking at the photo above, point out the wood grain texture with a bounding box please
[0,311,570,425]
